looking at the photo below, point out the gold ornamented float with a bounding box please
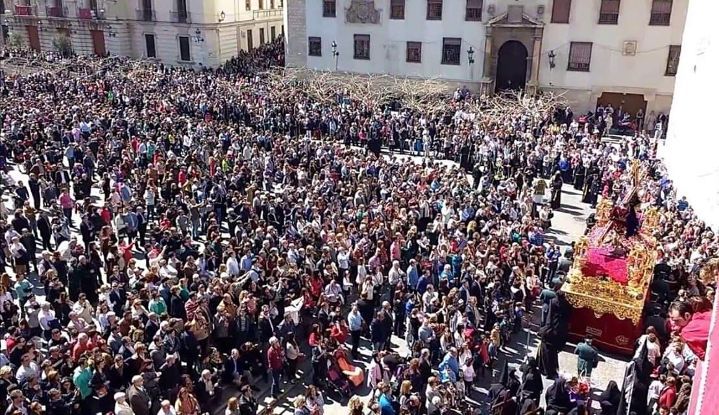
[562,162,661,354]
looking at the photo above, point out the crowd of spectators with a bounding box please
[0,34,715,415]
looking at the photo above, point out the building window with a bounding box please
[353,34,370,60]
[427,0,442,20]
[178,36,191,61]
[665,45,681,76]
[270,0,275,8]
[650,0,672,26]
[259,27,265,44]
[406,41,422,63]
[145,34,156,58]
[245,0,250,11]
[258,0,263,9]
[323,0,336,17]
[390,0,404,19]
[308,36,322,56]
[441,37,461,65]
[247,29,253,50]
[567,41,592,71]
[598,0,620,24]
[271,26,276,39]
[466,0,482,21]
[551,0,571,23]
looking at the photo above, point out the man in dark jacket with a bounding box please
[179,322,199,375]
[37,211,53,250]
[158,355,181,402]
[370,311,387,352]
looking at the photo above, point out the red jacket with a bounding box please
[658,385,677,408]
[679,311,710,360]
[267,345,284,370]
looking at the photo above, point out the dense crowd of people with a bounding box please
[0,34,715,415]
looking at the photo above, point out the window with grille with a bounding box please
[466,0,482,21]
[665,45,681,76]
[650,0,672,26]
[308,37,322,56]
[551,0,571,23]
[441,37,461,65]
[567,42,592,71]
[406,42,422,63]
[354,34,370,60]
[390,0,405,19]
[427,0,442,20]
[598,0,620,24]
[323,0,336,17]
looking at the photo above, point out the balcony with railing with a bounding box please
[14,4,36,16]
[135,8,156,21]
[253,8,282,19]
[77,7,92,19]
[46,5,67,18]
[170,10,190,23]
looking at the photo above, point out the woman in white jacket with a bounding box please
[114,392,134,415]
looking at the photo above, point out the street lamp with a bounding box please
[218,10,226,22]
[331,40,339,71]
[467,46,475,64]
[193,28,204,43]
[548,50,556,69]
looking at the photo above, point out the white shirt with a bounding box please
[226,256,240,276]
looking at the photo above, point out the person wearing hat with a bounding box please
[114,391,134,415]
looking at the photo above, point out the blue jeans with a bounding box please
[270,368,282,397]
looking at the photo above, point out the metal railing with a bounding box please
[135,8,156,21]
[46,6,68,18]
[77,7,93,19]
[598,12,618,24]
[253,8,282,19]
[14,5,36,16]
[170,10,190,23]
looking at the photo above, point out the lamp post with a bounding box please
[331,40,339,71]
[467,46,475,80]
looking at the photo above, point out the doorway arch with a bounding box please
[495,40,528,91]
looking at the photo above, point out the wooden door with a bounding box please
[90,30,106,56]
[26,25,41,51]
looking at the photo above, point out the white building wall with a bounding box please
[286,0,688,113]
[299,0,485,81]
[4,0,283,66]
[663,0,719,231]
[540,0,687,113]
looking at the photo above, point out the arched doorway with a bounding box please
[495,40,528,91]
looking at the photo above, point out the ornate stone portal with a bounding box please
[345,0,381,24]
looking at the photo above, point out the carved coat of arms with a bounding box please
[346,0,381,24]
